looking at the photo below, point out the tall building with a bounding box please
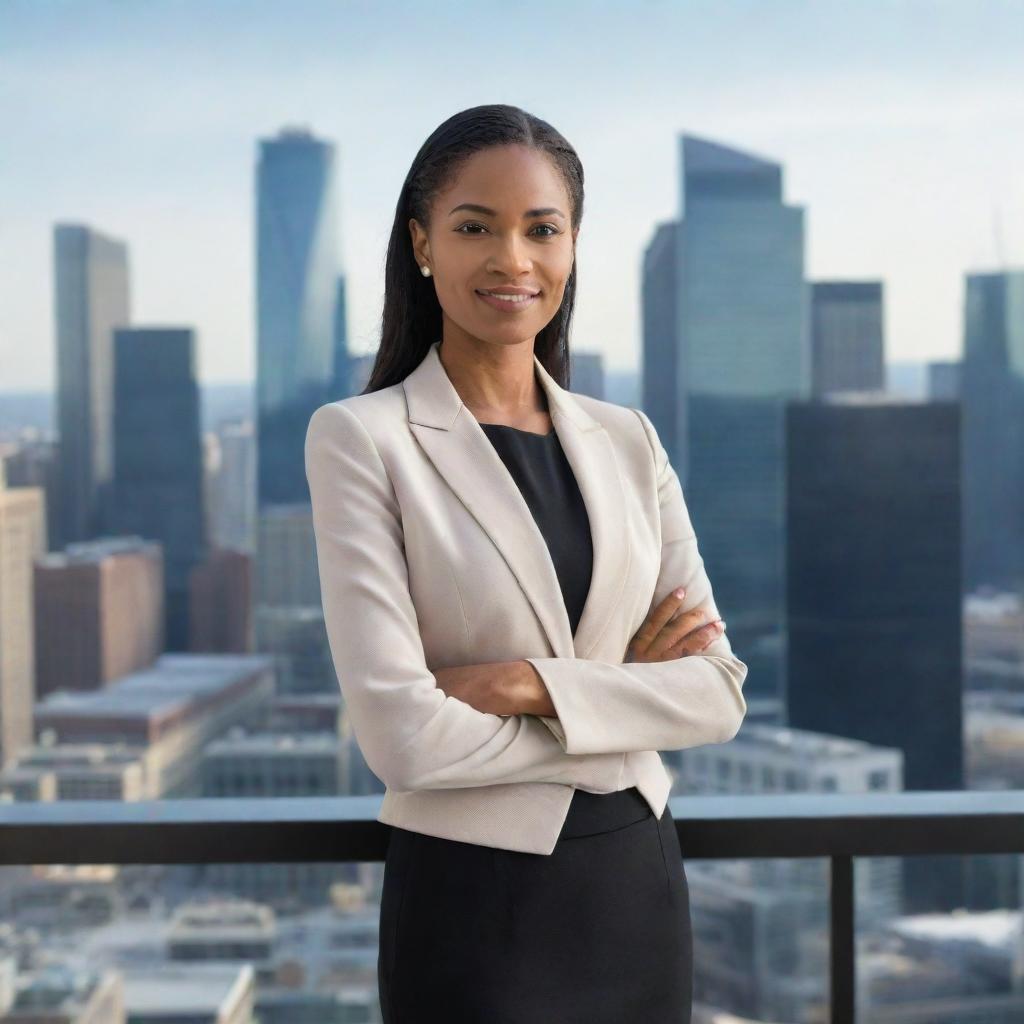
[255,126,341,507]
[0,466,46,766]
[52,224,131,547]
[810,281,885,396]
[786,394,963,912]
[961,270,1024,594]
[109,327,206,650]
[641,221,684,475]
[672,135,808,699]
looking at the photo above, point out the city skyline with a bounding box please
[3,0,1023,391]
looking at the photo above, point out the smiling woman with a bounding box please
[408,143,579,361]
[308,103,707,1023]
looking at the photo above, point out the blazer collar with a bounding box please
[403,339,630,660]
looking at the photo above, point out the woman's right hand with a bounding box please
[625,587,725,663]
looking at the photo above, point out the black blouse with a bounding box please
[478,422,593,638]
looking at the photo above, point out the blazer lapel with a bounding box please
[403,340,631,660]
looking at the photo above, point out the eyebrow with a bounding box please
[448,203,567,220]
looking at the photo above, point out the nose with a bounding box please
[487,233,533,277]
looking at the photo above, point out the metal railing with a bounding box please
[3,789,1022,1024]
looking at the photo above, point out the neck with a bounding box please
[437,336,548,417]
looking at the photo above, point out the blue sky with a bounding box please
[2,0,1022,390]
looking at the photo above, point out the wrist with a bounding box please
[513,660,555,717]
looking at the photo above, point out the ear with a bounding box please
[409,217,430,265]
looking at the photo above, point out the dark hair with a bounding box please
[360,103,585,395]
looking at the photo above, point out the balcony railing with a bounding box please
[3,790,1023,1024]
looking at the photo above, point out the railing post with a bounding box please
[830,854,855,1024]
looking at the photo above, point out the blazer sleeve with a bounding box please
[305,401,627,793]
[525,407,748,756]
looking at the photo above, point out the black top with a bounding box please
[478,422,593,637]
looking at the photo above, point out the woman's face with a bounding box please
[409,144,579,350]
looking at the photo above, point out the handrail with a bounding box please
[4,789,1021,1024]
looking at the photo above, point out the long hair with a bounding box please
[360,103,585,395]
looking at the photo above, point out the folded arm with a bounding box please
[526,407,748,756]
[305,401,626,793]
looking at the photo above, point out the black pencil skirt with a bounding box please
[377,786,692,1023]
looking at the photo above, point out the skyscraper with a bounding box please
[641,221,684,477]
[52,224,131,546]
[675,135,809,699]
[961,270,1024,594]
[810,281,885,396]
[255,126,341,507]
[109,327,206,651]
[786,394,963,912]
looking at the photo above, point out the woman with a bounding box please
[305,103,748,1022]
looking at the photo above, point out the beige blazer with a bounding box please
[304,339,748,855]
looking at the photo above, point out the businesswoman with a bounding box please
[305,104,748,1023]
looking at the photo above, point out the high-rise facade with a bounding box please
[255,126,340,507]
[810,281,885,396]
[641,221,684,476]
[786,395,963,912]
[109,327,206,651]
[52,224,131,546]
[675,135,809,699]
[961,270,1024,593]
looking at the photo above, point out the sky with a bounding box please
[2,0,1023,391]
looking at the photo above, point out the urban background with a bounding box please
[1,1,1023,1021]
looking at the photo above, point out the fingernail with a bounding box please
[673,588,685,598]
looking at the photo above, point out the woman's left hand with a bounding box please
[433,661,533,717]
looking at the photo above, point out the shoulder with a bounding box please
[305,384,407,452]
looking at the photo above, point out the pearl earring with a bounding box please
[420,265,432,278]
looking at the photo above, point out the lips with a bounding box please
[476,290,541,312]
[476,289,539,299]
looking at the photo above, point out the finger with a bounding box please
[649,607,714,660]
[631,587,689,655]
[668,617,724,657]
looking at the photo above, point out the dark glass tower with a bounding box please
[786,396,963,912]
[110,327,206,651]
[961,271,1024,594]
[675,135,809,700]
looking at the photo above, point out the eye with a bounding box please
[455,223,561,238]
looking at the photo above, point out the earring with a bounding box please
[420,265,432,278]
